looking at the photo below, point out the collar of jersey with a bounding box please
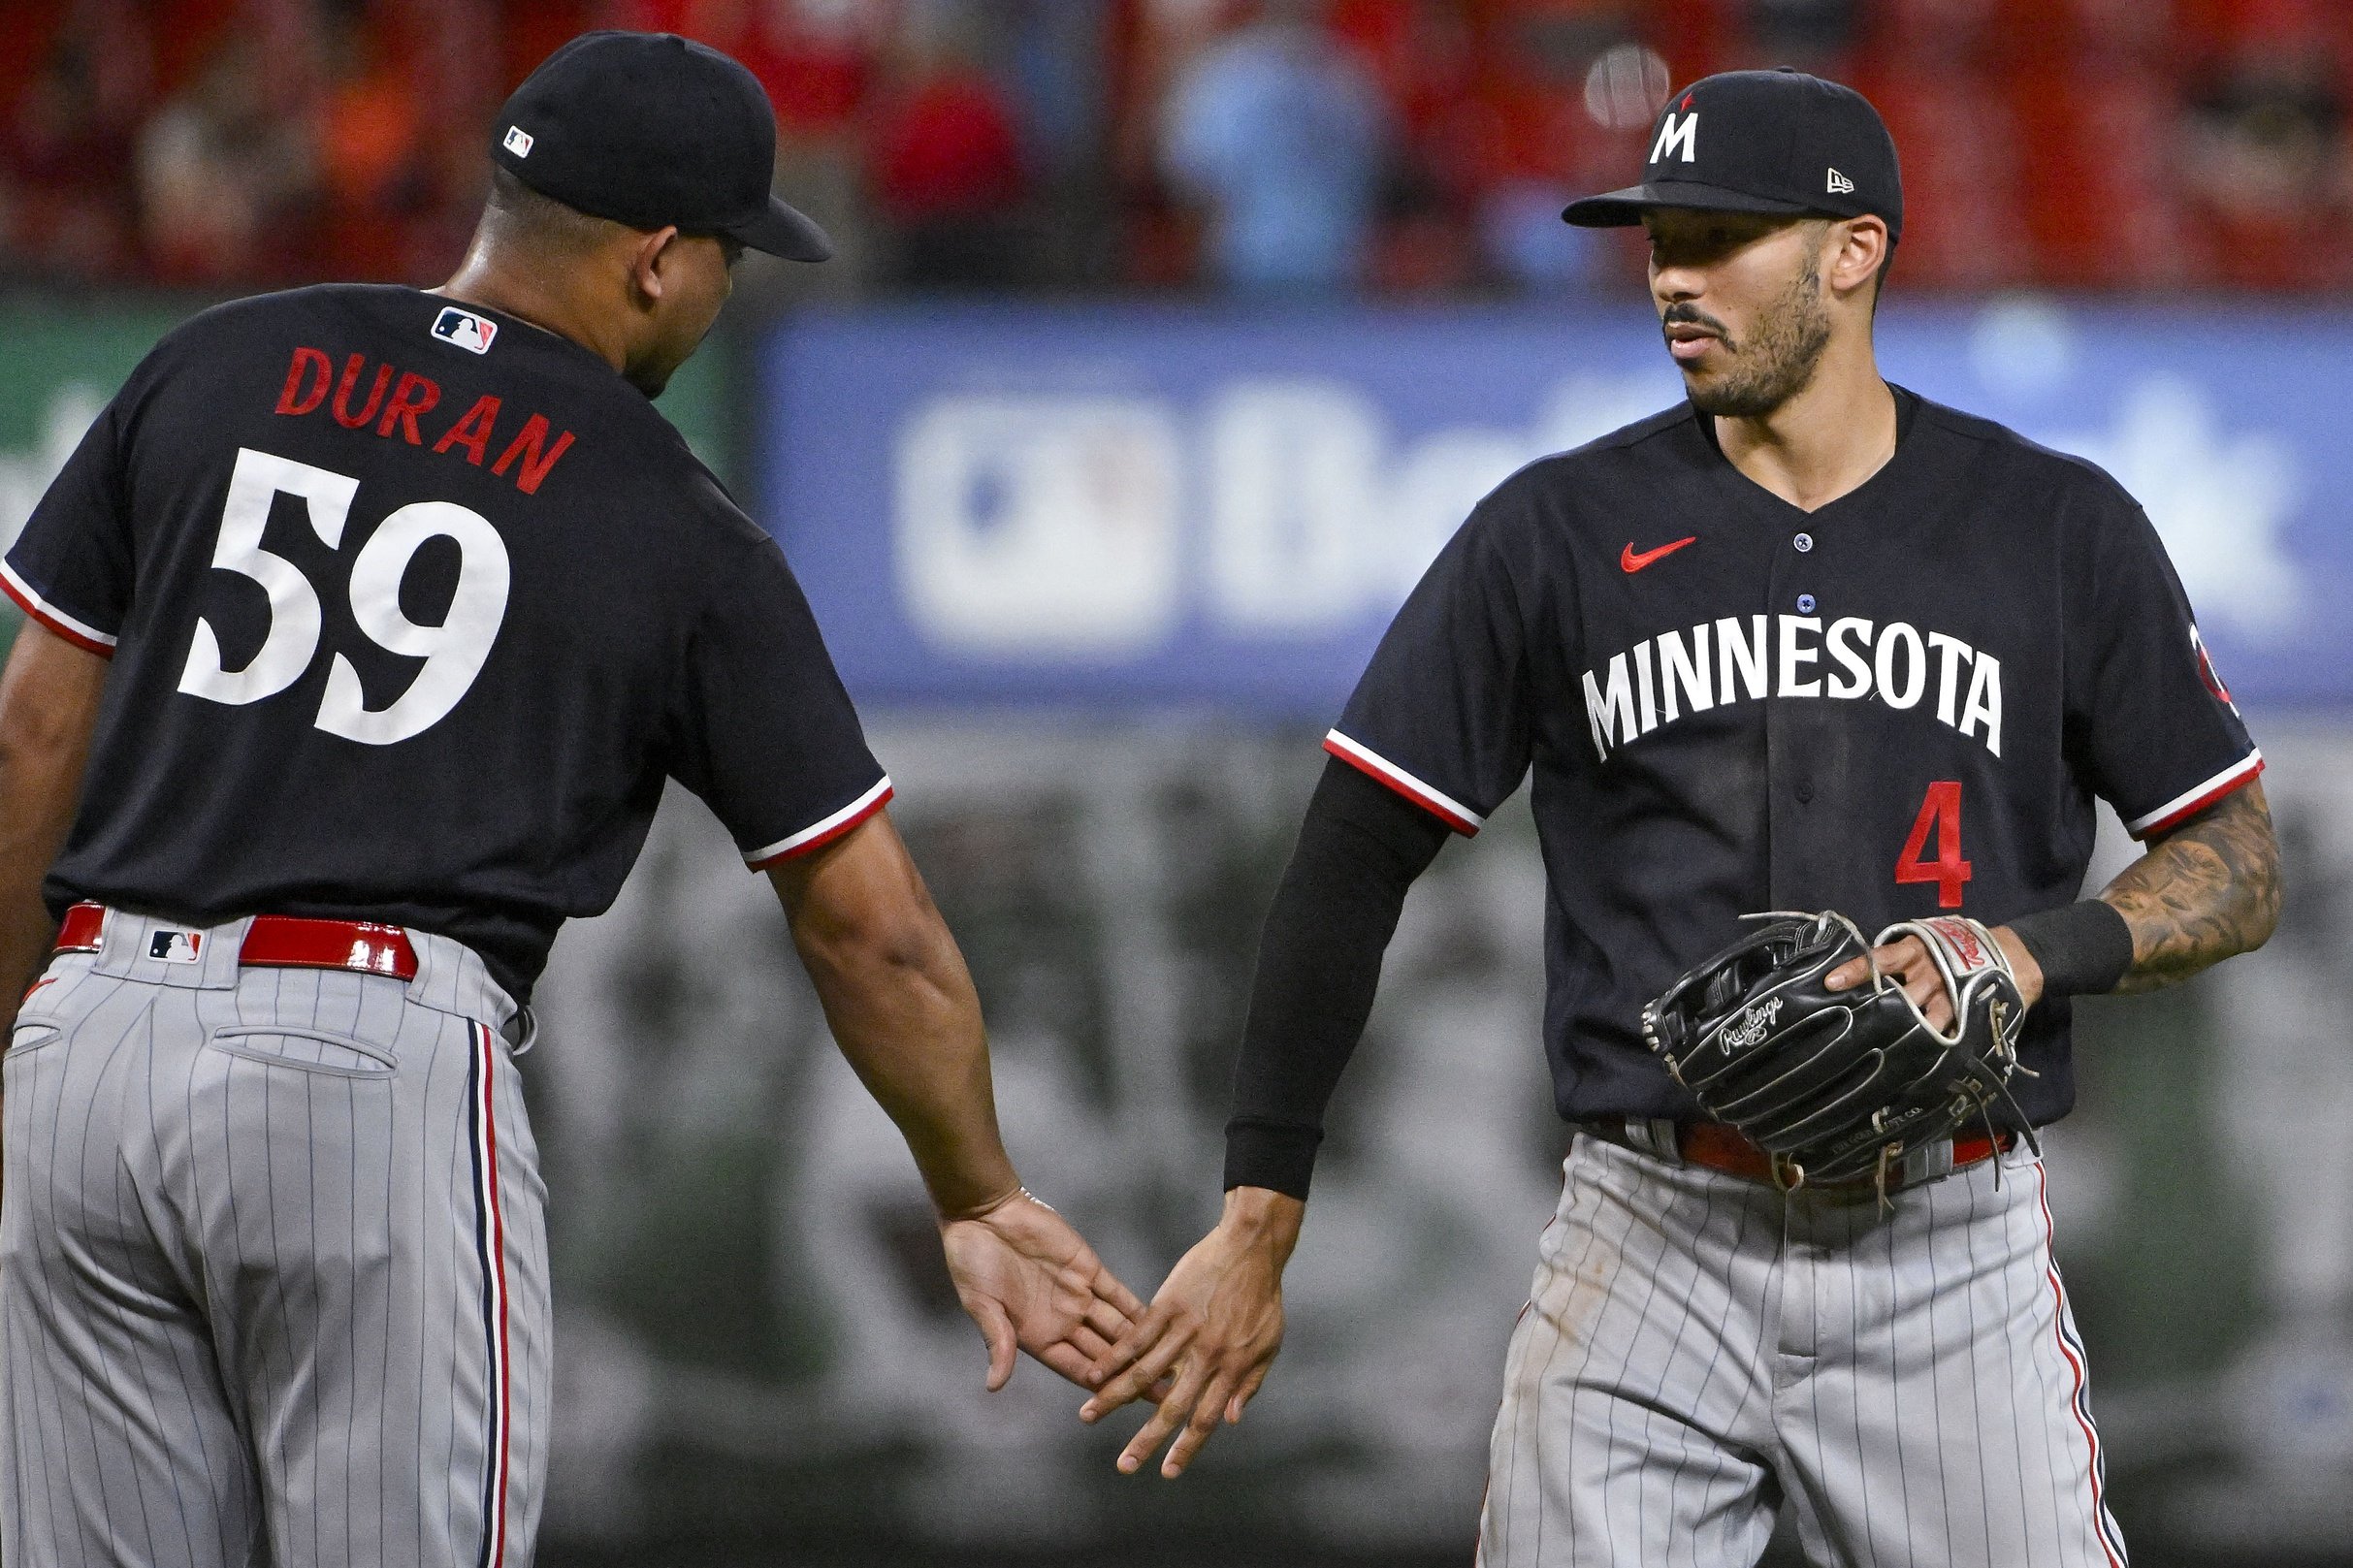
[1689,382,1924,525]
[406,285,629,388]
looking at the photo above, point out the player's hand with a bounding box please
[1080,1186,1303,1478]
[1825,927,2045,1024]
[939,1188,1146,1393]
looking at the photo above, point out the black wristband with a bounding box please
[2007,900,2135,998]
[1223,1121,1323,1200]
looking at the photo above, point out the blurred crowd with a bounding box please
[6,0,2353,298]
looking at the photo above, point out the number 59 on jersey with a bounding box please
[177,447,511,747]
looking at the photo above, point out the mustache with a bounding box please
[1661,304,1731,342]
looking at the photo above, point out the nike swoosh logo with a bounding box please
[1621,536,1697,573]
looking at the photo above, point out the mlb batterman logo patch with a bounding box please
[431,306,499,355]
[502,124,534,157]
[147,930,203,964]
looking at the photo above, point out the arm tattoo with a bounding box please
[2098,780,2280,994]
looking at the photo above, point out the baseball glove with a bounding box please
[1640,911,2038,1195]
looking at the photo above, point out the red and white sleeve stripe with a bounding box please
[744,776,895,868]
[1322,730,1483,836]
[0,561,117,657]
[2125,750,2264,839]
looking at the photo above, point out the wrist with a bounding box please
[930,1169,1026,1225]
[1217,1184,1305,1262]
[2005,899,2136,999]
[1988,926,2045,1008]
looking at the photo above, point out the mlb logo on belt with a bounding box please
[431,306,499,356]
[147,930,203,964]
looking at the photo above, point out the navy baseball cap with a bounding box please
[1563,68,1902,241]
[492,31,832,262]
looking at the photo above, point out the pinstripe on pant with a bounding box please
[1477,1132,2127,1568]
[0,910,550,1568]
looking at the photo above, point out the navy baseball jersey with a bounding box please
[1327,388,2259,1128]
[4,284,888,1002]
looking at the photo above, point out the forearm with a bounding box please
[1225,758,1449,1197]
[796,916,1017,1216]
[770,816,1019,1218]
[2095,781,2280,994]
[0,839,59,1032]
[0,625,107,1033]
[0,752,69,1014]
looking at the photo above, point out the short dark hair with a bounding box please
[480,166,635,258]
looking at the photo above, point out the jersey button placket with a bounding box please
[1763,523,1814,904]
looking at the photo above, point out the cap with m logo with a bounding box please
[1563,68,1902,240]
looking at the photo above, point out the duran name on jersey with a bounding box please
[2,285,892,1003]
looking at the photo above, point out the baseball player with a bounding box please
[0,31,1140,1568]
[1080,68,2281,1566]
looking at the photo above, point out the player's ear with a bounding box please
[628,225,683,306]
[1827,215,1888,304]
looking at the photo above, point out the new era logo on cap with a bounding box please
[430,305,499,355]
[502,125,533,157]
[1827,168,1855,194]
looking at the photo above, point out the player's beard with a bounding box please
[1677,256,1834,419]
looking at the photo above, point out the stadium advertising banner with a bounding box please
[0,302,188,603]
[760,301,2332,715]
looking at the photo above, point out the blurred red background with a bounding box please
[6,0,2350,296]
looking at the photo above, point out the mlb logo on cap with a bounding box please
[431,306,499,355]
[148,930,203,964]
[502,125,534,157]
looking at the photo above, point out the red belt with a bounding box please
[1678,1120,2010,1185]
[1583,1116,2012,1192]
[54,903,417,980]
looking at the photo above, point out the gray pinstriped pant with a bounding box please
[1478,1132,2128,1568]
[1,910,548,1568]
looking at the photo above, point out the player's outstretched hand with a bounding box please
[1079,1187,1304,1479]
[1825,925,2045,1028]
[940,1188,1146,1393]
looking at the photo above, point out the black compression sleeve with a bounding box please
[1223,756,1453,1199]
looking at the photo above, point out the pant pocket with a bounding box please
[205,1025,397,1079]
[7,1020,64,1060]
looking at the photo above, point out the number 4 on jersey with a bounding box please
[1896,780,1971,909]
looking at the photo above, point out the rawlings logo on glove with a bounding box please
[1641,910,2038,1198]
[1718,996,1784,1053]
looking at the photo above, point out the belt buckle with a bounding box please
[1624,1116,1683,1165]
